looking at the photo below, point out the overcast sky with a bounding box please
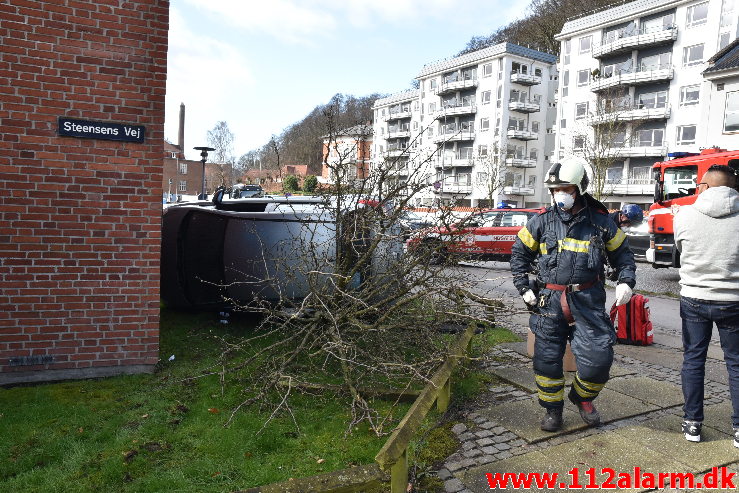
[165,0,524,160]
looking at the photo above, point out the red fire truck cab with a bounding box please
[647,148,739,268]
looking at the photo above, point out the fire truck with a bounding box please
[647,148,739,268]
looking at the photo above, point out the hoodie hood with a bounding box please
[693,186,739,218]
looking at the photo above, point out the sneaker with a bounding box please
[540,408,563,432]
[682,420,702,443]
[733,428,738,449]
[569,394,600,426]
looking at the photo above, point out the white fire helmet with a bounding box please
[545,156,590,193]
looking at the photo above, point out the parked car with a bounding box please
[407,208,540,264]
[623,220,649,259]
[397,210,435,239]
[231,184,264,198]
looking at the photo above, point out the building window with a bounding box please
[575,102,588,119]
[428,102,436,113]
[680,85,700,106]
[481,90,491,104]
[719,32,731,50]
[429,79,437,90]
[579,35,592,54]
[413,121,418,130]
[480,118,490,131]
[683,44,704,66]
[531,121,540,133]
[676,125,697,145]
[560,118,567,128]
[178,180,187,192]
[686,2,708,28]
[563,39,571,65]
[637,91,668,109]
[413,101,419,111]
[636,128,663,146]
[573,135,585,150]
[577,69,589,86]
[179,161,187,174]
[724,91,739,133]
[482,63,493,77]
[479,145,488,157]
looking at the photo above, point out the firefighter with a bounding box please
[510,157,636,432]
[609,204,644,229]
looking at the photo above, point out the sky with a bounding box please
[165,0,525,161]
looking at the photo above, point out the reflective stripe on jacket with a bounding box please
[511,199,636,294]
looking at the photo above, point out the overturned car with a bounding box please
[161,189,403,310]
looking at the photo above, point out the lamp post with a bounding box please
[193,146,215,199]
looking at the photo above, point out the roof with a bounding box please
[703,37,739,75]
[373,89,419,108]
[558,0,687,39]
[416,42,556,79]
[323,124,373,140]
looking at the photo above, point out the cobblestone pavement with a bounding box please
[431,311,735,493]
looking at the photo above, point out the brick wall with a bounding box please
[0,0,169,384]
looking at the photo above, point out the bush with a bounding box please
[283,174,299,192]
[303,174,318,193]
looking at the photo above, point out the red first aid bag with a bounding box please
[609,294,654,346]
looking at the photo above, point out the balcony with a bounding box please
[590,65,673,92]
[435,102,477,119]
[433,175,473,194]
[606,143,667,158]
[437,153,475,167]
[434,77,478,96]
[589,104,671,125]
[384,108,412,121]
[387,129,411,139]
[502,186,535,196]
[384,147,409,158]
[593,26,678,58]
[505,157,537,168]
[507,128,538,141]
[508,99,540,113]
[510,72,542,86]
[387,165,409,176]
[604,177,655,195]
[433,129,476,143]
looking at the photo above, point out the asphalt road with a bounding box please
[454,260,720,350]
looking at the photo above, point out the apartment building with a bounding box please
[373,43,558,208]
[700,38,739,147]
[371,90,422,195]
[321,124,373,184]
[554,0,738,208]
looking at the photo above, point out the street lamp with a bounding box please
[193,146,215,199]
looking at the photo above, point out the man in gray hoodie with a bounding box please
[674,165,739,448]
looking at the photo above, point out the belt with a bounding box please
[545,278,600,325]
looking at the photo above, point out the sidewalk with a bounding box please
[436,310,738,492]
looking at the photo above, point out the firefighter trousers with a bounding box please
[530,284,616,409]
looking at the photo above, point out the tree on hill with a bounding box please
[458,0,624,56]
[245,93,385,176]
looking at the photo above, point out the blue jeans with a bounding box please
[680,296,739,428]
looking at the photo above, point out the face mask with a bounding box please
[553,191,575,210]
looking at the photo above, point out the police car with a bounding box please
[408,208,540,264]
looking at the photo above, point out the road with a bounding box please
[454,260,721,352]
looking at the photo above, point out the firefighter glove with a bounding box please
[615,283,632,306]
[522,289,537,306]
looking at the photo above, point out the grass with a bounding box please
[0,309,409,493]
[0,312,520,493]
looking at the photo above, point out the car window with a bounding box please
[499,212,532,227]
[481,212,502,227]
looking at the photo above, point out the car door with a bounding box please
[447,212,489,254]
[465,211,502,254]
[491,211,534,255]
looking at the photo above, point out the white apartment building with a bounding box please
[700,38,739,147]
[373,43,558,208]
[554,0,739,209]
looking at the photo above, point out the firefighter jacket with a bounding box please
[511,195,636,293]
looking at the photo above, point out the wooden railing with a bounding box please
[374,323,475,492]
